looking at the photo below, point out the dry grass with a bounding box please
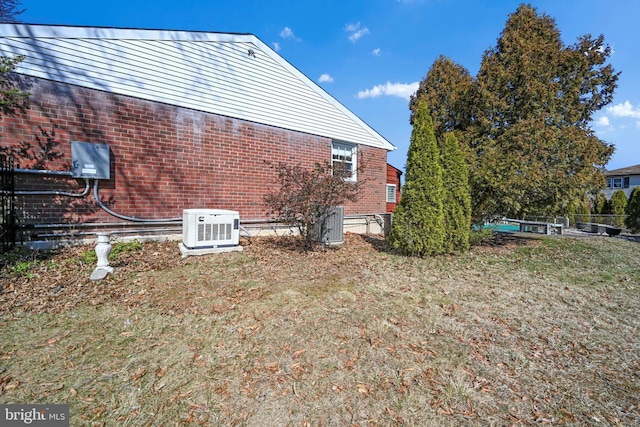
[1,233,639,426]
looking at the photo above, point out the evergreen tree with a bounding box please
[567,196,590,226]
[440,132,471,253]
[624,187,640,233]
[470,4,617,218]
[414,5,618,220]
[609,190,627,215]
[609,189,627,227]
[389,101,445,256]
[590,192,607,223]
[409,55,473,140]
[592,192,607,214]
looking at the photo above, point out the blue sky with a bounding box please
[19,0,640,173]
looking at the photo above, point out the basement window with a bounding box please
[332,141,357,181]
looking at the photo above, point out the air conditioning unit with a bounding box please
[183,209,240,249]
[312,206,344,245]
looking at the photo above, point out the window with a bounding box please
[332,141,357,181]
[609,177,623,189]
[386,184,397,203]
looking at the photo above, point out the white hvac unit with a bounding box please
[183,209,240,249]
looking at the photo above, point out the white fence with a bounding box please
[522,215,627,229]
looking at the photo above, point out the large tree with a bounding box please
[388,101,445,257]
[413,4,618,220]
[470,4,617,218]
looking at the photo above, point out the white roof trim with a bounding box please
[0,24,395,151]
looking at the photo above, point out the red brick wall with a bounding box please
[1,78,388,226]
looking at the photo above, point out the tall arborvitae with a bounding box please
[609,189,628,227]
[440,132,471,253]
[609,190,628,215]
[624,187,640,233]
[568,196,590,226]
[592,192,607,215]
[388,101,445,256]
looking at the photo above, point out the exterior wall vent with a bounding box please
[183,209,240,249]
[312,206,344,245]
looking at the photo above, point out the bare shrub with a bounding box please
[263,161,363,250]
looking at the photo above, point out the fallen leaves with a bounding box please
[0,374,19,393]
[36,331,71,347]
[1,233,639,425]
[130,367,147,381]
[356,383,372,396]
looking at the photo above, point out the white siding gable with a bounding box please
[0,24,395,151]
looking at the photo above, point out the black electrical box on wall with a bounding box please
[71,141,110,179]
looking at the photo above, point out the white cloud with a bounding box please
[357,81,419,101]
[350,28,370,42]
[372,48,381,56]
[345,22,370,42]
[318,74,334,83]
[275,26,301,47]
[607,101,640,119]
[595,116,610,127]
[344,23,360,32]
[280,27,295,39]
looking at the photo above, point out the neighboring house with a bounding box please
[386,163,402,212]
[0,24,395,242]
[603,164,640,200]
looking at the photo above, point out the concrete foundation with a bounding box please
[178,242,244,258]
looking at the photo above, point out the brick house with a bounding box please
[0,24,395,243]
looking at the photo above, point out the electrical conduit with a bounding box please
[92,179,182,222]
[12,178,91,197]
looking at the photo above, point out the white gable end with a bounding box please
[0,24,395,151]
